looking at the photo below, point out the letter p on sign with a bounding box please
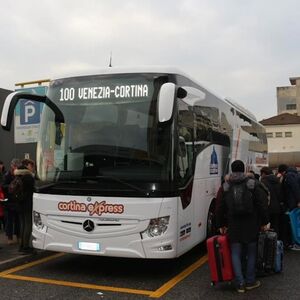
[20,100,40,125]
[25,104,35,122]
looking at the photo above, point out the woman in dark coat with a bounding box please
[14,159,35,253]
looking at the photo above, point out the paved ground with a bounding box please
[0,228,21,258]
[0,227,40,268]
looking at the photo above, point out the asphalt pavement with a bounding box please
[0,227,44,270]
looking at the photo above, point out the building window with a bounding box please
[275,132,282,138]
[266,132,273,138]
[285,131,292,137]
[286,104,296,110]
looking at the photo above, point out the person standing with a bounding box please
[216,160,269,293]
[282,166,300,211]
[15,159,35,254]
[260,166,282,234]
[2,158,21,244]
[276,164,288,183]
[281,166,300,250]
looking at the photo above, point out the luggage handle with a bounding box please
[213,238,224,281]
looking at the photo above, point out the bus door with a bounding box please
[176,100,195,255]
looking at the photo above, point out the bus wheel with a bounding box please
[207,203,217,238]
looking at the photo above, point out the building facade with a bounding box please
[277,77,300,116]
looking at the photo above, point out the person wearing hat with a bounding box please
[216,160,269,293]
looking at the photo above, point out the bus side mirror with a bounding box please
[157,83,176,123]
[158,83,188,123]
[1,92,24,130]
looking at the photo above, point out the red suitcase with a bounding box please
[207,235,234,285]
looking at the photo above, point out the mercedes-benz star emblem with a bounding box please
[83,219,95,232]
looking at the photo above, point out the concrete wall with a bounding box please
[277,86,297,115]
[277,77,300,116]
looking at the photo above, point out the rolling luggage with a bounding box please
[288,208,300,245]
[207,235,234,285]
[256,231,283,275]
[274,240,283,273]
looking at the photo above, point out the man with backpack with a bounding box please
[216,160,269,293]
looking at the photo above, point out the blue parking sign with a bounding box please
[20,100,40,125]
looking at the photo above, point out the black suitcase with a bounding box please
[256,231,278,275]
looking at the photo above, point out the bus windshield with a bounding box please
[36,73,173,194]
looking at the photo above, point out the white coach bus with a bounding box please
[1,67,267,258]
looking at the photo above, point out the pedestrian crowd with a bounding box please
[0,158,35,254]
[214,160,300,293]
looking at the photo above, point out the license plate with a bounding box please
[78,242,100,251]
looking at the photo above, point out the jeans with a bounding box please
[231,241,257,285]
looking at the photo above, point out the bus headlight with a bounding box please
[33,211,45,230]
[143,216,170,238]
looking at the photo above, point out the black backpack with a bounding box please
[8,176,23,202]
[226,179,254,216]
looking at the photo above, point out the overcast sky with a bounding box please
[1,0,300,121]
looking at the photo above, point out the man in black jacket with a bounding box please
[216,160,269,293]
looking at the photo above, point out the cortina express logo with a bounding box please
[58,200,124,216]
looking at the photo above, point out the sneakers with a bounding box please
[245,280,261,290]
[236,284,246,293]
[290,244,300,251]
[236,280,261,293]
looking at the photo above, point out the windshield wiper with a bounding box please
[35,181,79,192]
[94,175,150,196]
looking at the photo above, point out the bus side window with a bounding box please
[176,102,194,186]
